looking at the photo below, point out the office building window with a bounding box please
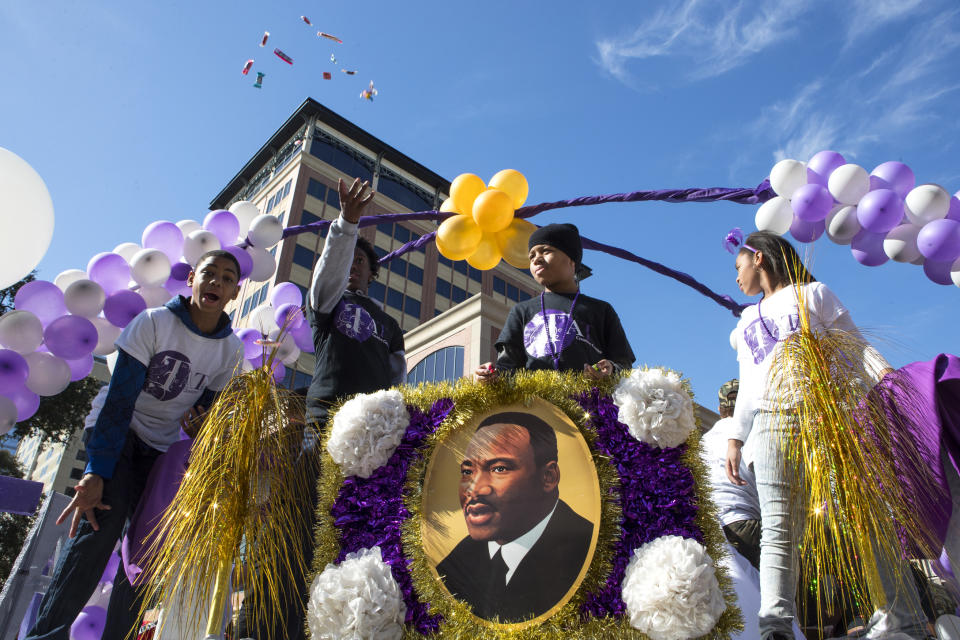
[451,286,466,303]
[70,468,83,480]
[266,193,276,211]
[386,287,403,310]
[404,297,420,318]
[301,210,321,226]
[407,346,464,385]
[307,178,327,201]
[407,264,423,285]
[437,254,452,267]
[453,260,467,275]
[294,245,315,269]
[393,225,410,243]
[368,281,386,302]
[309,137,374,183]
[493,276,506,295]
[327,189,340,209]
[282,180,292,198]
[507,284,519,301]
[468,267,482,283]
[436,279,451,298]
[377,172,433,213]
[389,259,406,277]
[377,222,393,236]
[76,450,87,462]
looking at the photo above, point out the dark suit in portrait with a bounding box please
[436,499,594,622]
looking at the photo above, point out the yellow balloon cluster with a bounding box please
[436,169,537,270]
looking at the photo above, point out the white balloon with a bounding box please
[139,285,171,308]
[755,196,794,235]
[247,246,277,282]
[176,219,202,237]
[0,395,16,435]
[229,200,261,238]
[130,248,172,287]
[904,184,950,226]
[769,159,808,199]
[251,304,279,334]
[828,164,870,205]
[105,350,119,374]
[882,224,922,263]
[951,257,960,288]
[91,317,122,356]
[825,205,861,245]
[113,242,142,264]
[0,148,55,289]
[24,351,71,396]
[54,269,87,292]
[0,310,44,354]
[182,229,221,267]
[64,279,106,317]
[269,330,300,364]
[248,214,283,248]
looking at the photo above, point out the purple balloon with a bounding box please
[248,354,285,384]
[71,605,107,640]
[142,221,185,263]
[66,353,94,381]
[236,328,262,360]
[850,229,890,267]
[792,184,834,222]
[14,281,66,326]
[270,282,303,309]
[44,315,98,360]
[4,383,40,421]
[790,216,825,243]
[290,321,314,353]
[856,188,904,234]
[917,218,960,262]
[0,349,30,393]
[923,259,953,286]
[170,261,192,281]
[870,161,915,198]
[203,210,241,246]
[101,551,120,583]
[165,262,193,298]
[87,253,131,295]
[807,150,846,186]
[946,196,960,222]
[225,245,253,279]
[274,303,304,330]
[103,290,147,329]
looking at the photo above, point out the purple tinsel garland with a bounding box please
[328,391,703,633]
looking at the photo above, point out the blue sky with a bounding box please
[2,1,958,408]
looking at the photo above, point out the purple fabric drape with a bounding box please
[274,182,768,316]
[875,353,960,545]
[122,438,193,586]
[0,475,44,516]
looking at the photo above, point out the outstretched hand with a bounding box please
[57,473,110,538]
[475,362,497,384]
[338,177,375,224]
[584,359,614,380]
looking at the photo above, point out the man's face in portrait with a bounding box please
[458,422,559,545]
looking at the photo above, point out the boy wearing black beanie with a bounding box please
[476,223,634,380]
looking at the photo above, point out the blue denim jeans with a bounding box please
[25,431,162,640]
[751,410,927,640]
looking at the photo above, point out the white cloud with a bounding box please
[752,8,960,164]
[595,0,810,85]
[846,0,924,44]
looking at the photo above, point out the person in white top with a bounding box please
[702,379,762,569]
[723,230,926,640]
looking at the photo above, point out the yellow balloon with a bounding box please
[466,232,502,270]
[438,197,459,213]
[496,218,537,269]
[437,214,481,259]
[472,189,514,233]
[489,169,529,209]
[450,173,486,217]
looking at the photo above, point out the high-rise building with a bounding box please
[210,98,541,387]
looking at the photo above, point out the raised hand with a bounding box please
[338,177,375,224]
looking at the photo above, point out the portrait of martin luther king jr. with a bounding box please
[435,411,594,623]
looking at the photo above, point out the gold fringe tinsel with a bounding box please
[138,364,319,640]
[311,369,742,639]
[769,279,944,628]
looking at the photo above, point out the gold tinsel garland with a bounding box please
[311,369,742,640]
[769,280,944,627]
[138,365,320,640]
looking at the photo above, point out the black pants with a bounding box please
[723,518,761,570]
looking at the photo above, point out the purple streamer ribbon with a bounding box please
[276,181,771,316]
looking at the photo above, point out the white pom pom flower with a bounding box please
[613,368,696,448]
[621,535,726,640]
[307,546,406,640]
[327,390,410,478]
